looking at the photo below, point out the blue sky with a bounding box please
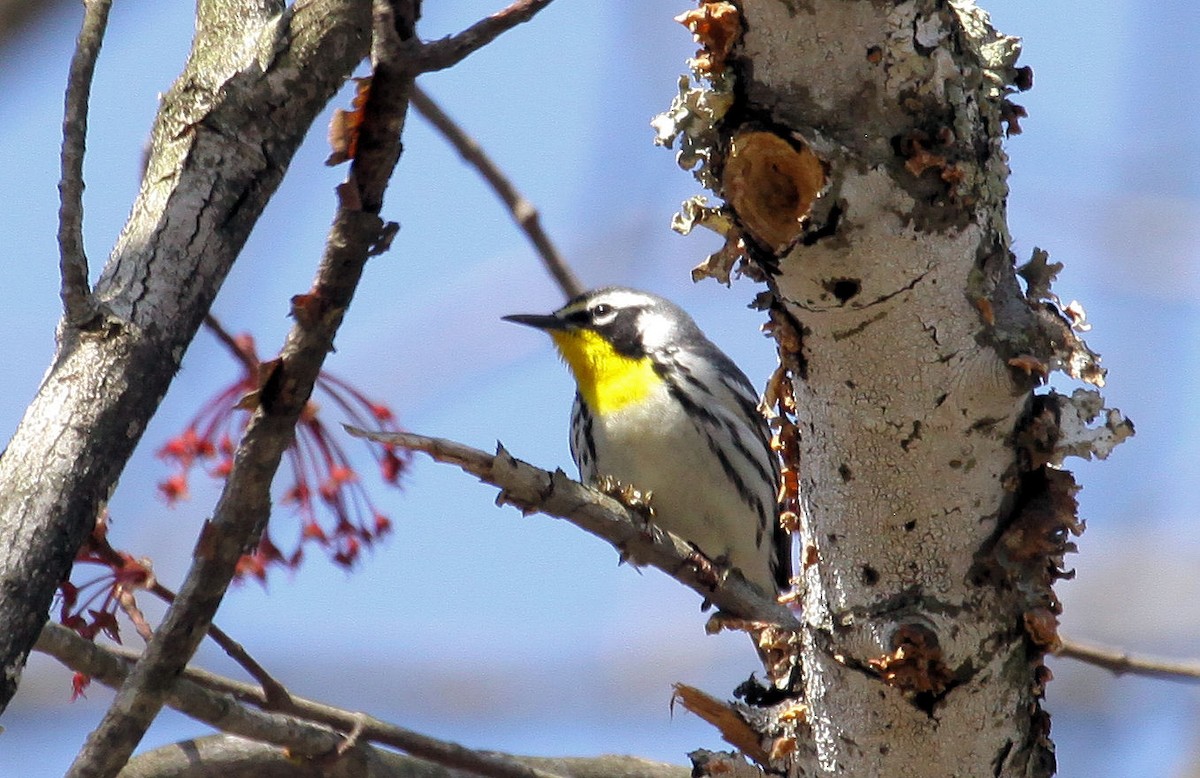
[2,2,1198,776]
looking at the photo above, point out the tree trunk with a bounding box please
[662,1,1118,773]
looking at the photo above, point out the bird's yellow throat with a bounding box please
[550,329,660,415]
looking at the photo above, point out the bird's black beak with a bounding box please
[501,312,565,331]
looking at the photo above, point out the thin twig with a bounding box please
[115,590,154,644]
[415,0,555,73]
[38,623,572,778]
[411,85,583,299]
[1057,636,1200,683]
[345,427,800,628]
[203,314,261,377]
[148,582,293,707]
[57,0,112,325]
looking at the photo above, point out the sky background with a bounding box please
[2,1,1199,776]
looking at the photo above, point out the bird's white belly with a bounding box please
[585,388,773,589]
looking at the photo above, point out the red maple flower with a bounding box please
[55,513,152,645]
[157,325,409,580]
[71,672,92,701]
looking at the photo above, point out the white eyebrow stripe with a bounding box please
[588,289,656,308]
[555,288,662,320]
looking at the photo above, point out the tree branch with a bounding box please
[38,623,611,778]
[344,428,799,628]
[415,0,555,73]
[124,736,692,778]
[410,85,583,299]
[204,313,261,377]
[0,0,371,721]
[64,1,407,772]
[348,0,420,215]
[56,0,111,325]
[1057,637,1200,683]
[38,623,346,759]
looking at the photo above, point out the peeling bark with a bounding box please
[659,1,1127,774]
[747,3,1054,774]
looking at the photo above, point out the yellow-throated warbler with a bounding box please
[504,287,789,595]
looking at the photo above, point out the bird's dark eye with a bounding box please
[592,303,613,318]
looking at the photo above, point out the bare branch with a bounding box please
[411,85,584,299]
[204,314,262,377]
[121,735,479,778]
[346,0,420,215]
[38,623,347,759]
[125,736,692,778]
[345,428,800,628]
[39,623,582,778]
[57,0,112,325]
[415,0,555,73]
[1057,636,1200,683]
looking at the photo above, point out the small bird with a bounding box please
[504,287,789,595]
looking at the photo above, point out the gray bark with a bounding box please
[0,0,370,714]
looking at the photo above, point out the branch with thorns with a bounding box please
[346,427,799,628]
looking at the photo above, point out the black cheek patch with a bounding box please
[602,312,649,359]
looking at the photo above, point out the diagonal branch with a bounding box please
[1057,636,1200,683]
[411,85,583,299]
[415,0,555,73]
[57,0,112,325]
[64,3,415,775]
[203,313,261,378]
[349,0,421,214]
[345,427,800,627]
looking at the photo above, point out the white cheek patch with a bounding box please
[636,309,676,351]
